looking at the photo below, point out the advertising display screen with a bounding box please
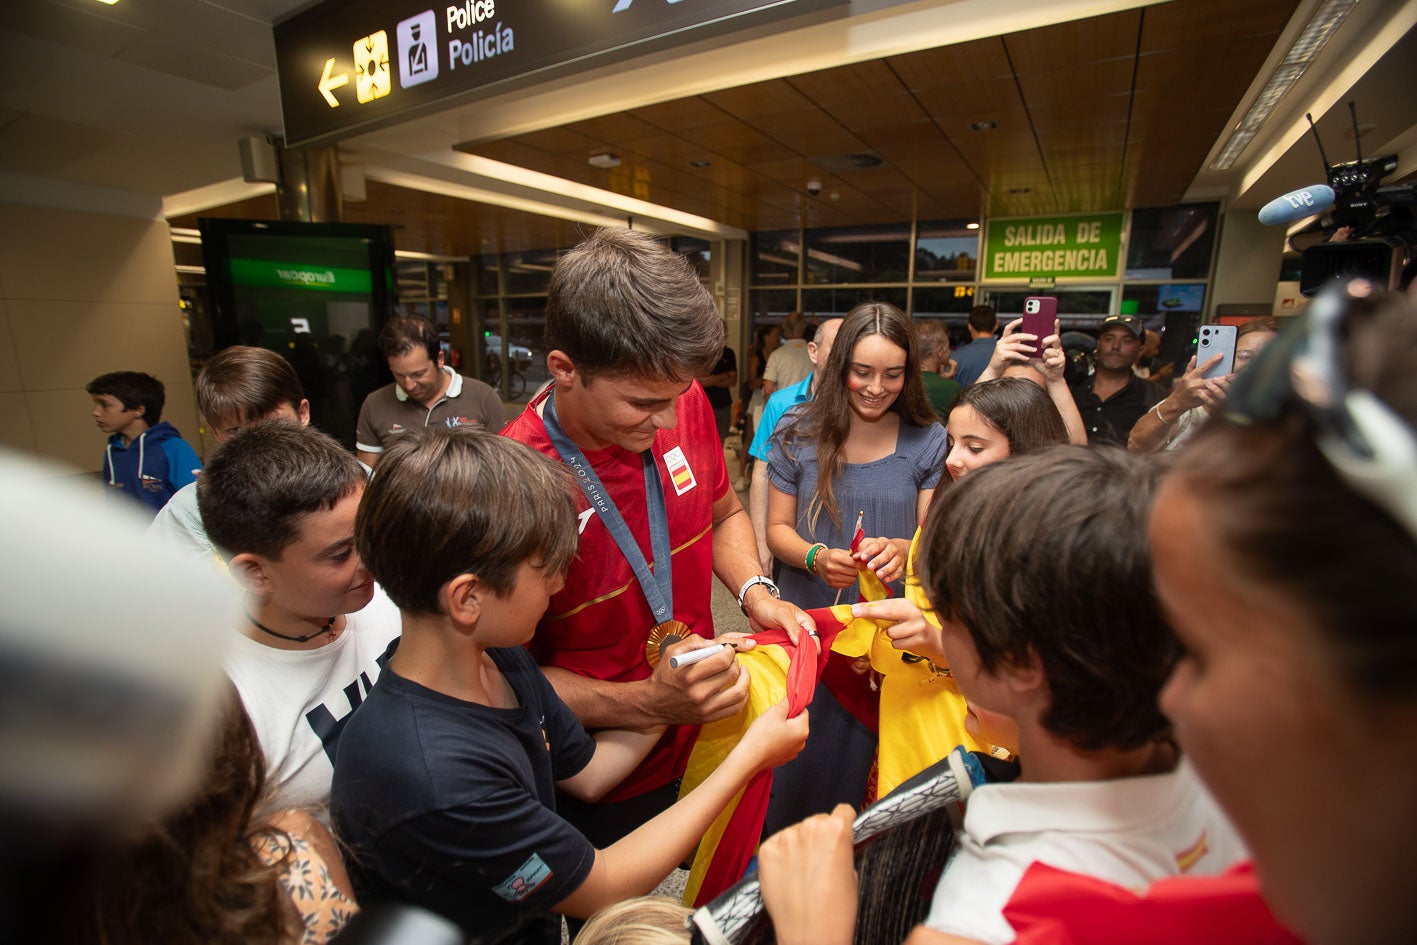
[198,219,398,447]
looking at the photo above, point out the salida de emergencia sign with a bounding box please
[983,212,1123,281]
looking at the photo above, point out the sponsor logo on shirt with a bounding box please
[493,852,553,903]
[662,446,696,496]
[443,415,481,429]
[140,474,164,493]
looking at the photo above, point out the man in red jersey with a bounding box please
[503,227,814,849]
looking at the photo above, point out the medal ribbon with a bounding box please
[543,392,673,624]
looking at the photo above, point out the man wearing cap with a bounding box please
[1069,314,1163,446]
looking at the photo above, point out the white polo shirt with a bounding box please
[926,759,1247,944]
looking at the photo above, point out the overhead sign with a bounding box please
[276,0,844,147]
[983,212,1124,281]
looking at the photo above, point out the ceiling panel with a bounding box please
[425,0,1302,249]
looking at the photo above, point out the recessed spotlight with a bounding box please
[965,222,980,230]
[689,160,711,168]
[588,152,621,169]
[969,120,998,132]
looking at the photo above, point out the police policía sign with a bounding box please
[275,0,843,147]
[982,212,1124,281]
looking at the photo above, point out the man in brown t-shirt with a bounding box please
[355,316,505,468]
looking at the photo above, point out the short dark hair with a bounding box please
[1173,293,1417,696]
[953,378,1069,455]
[355,428,580,614]
[195,347,305,428]
[914,320,950,360]
[87,371,165,424]
[378,316,440,362]
[544,227,724,381]
[918,446,1175,751]
[198,420,364,560]
[968,305,997,334]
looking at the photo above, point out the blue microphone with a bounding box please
[1258,184,1336,225]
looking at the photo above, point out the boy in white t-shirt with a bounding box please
[198,420,399,814]
[912,446,1246,944]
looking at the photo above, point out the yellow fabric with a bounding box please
[678,643,790,905]
[679,530,988,902]
[879,526,986,793]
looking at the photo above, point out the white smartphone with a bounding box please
[1197,325,1236,379]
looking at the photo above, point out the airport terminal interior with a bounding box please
[1,0,1414,467]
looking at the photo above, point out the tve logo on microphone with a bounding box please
[1258,185,1337,226]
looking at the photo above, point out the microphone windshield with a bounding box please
[1258,185,1336,226]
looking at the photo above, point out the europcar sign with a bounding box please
[276,0,843,147]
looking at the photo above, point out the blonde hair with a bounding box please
[574,895,691,945]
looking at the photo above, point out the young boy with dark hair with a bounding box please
[910,446,1245,944]
[198,419,399,814]
[332,428,808,945]
[87,370,201,514]
[149,346,311,562]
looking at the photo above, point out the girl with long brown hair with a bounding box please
[761,302,944,833]
[766,301,942,607]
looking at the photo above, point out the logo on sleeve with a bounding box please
[661,446,697,496]
[493,852,554,903]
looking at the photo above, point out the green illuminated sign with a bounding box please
[229,258,373,293]
[983,212,1123,280]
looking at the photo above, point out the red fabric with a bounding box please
[690,606,847,905]
[1003,861,1304,945]
[848,513,894,600]
[503,382,726,801]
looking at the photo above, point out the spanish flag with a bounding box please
[679,528,983,905]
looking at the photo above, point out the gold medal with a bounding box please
[645,619,691,667]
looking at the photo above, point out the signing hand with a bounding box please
[644,635,750,726]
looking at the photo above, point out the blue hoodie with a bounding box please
[102,421,202,514]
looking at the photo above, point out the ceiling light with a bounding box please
[969,120,998,132]
[588,152,621,169]
[1209,0,1359,170]
[965,222,980,230]
[93,0,120,5]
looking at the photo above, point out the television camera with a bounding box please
[1258,102,1415,296]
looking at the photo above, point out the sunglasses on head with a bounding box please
[1222,278,1417,541]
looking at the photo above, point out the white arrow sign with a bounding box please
[318,57,349,108]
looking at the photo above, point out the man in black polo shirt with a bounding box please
[1069,314,1163,446]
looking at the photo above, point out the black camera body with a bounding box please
[1295,106,1417,296]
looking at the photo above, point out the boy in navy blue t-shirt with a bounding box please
[334,428,808,945]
